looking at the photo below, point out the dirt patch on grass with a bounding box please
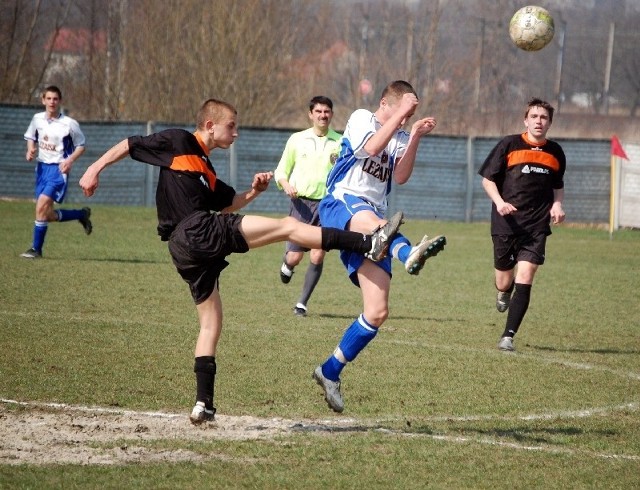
[0,401,354,466]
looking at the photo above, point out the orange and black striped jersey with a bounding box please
[478,132,566,236]
[128,129,236,240]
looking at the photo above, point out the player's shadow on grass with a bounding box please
[527,344,640,355]
[290,422,372,434]
[410,424,617,445]
[443,425,617,445]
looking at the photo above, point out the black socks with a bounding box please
[321,228,370,254]
[194,356,216,410]
[502,283,532,338]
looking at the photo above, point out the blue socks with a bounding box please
[390,233,411,263]
[31,209,87,253]
[32,221,48,252]
[321,314,379,381]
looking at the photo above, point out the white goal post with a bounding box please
[611,141,640,233]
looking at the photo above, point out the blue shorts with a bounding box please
[35,162,68,203]
[319,194,392,286]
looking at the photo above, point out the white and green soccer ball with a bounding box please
[509,5,555,52]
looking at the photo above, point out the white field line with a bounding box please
[0,398,183,419]
[384,338,640,381]
[0,309,167,328]
[387,430,640,462]
[2,398,638,425]
[2,314,639,462]
[2,398,639,462]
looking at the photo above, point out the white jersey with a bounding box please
[326,109,409,214]
[24,112,85,164]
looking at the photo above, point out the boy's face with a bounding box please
[211,109,238,149]
[524,105,551,141]
[41,91,61,115]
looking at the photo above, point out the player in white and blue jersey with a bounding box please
[21,85,92,259]
[312,80,447,413]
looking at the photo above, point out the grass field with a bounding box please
[1,200,639,489]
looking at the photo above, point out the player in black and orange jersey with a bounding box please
[478,97,566,352]
[79,98,403,423]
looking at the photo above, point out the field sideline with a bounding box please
[1,200,638,489]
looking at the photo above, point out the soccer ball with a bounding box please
[509,5,555,52]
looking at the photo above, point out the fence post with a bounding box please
[229,142,237,189]
[465,136,475,223]
[144,121,155,207]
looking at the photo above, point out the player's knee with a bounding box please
[495,278,513,291]
[287,251,304,266]
[309,249,325,263]
[364,308,388,326]
[281,216,299,233]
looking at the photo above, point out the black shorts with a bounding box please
[168,211,249,304]
[286,197,321,253]
[492,232,547,271]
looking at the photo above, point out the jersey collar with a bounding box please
[521,132,546,147]
[193,131,210,156]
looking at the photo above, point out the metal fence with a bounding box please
[0,104,612,224]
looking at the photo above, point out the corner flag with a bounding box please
[611,135,629,160]
[609,136,629,238]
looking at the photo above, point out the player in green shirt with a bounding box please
[274,96,341,316]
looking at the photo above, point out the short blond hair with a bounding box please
[380,80,417,102]
[196,98,237,130]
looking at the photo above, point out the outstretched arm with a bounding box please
[221,171,273,213]
[79,139,130,197]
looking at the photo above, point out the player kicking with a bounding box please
[313,80,447,413]
[79,98,405,423]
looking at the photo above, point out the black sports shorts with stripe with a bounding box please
[168,210,249,304]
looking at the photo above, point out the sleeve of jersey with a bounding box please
[552,145,567,190]
[347,109,376,159]
[273,135,296,188]
[24,117,37,141]
[210,178,236,211]
[478,139,508,180]
[393,131,411,159]
[128,132,175,167]
[70,119,86,147]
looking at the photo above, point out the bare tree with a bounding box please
[112,0,327,126]
[0,0,73,102]
[2,0,639,135]
[611,16,640,117]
